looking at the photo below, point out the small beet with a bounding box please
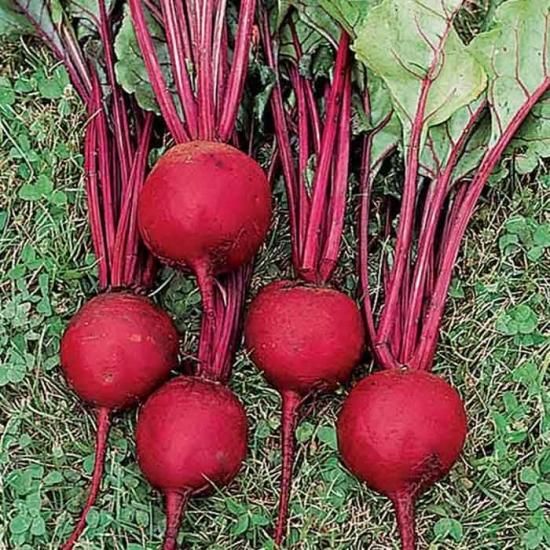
[244,280,364,544]
[337,369,467,550]
[61,292,179,410]
[60,292,179,549]
[136,376,248,550]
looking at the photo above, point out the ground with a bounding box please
[0,37,548,550]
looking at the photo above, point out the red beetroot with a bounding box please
[136,376,248,550]
[138,140,271,278]
[244,280,364,544]
[60,292,179,549]
[61,293,179,409]
[337,369,467,550]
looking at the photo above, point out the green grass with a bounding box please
[0,39,548,550]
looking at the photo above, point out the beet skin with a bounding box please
[244,280,365,395]
[337,369,467,550]
[136,376,248,550]
[60,292,179,410]
[138,141,271,275]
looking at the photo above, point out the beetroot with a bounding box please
[61,292,179,409]
[245,280,364,543]
[138,140,271,277]
[245,281,365,395]
[337,369,467,550]
[136,376,248,550]
[60,292,179,548]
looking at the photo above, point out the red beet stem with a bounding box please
[128,0,188,143]
[160,0,198,138]
[319,68,352,283]
[413,76,550,370]
[288,64,311,254]
[84,116,108,289]
[289,22,321,152]
[195,260,217,377]
[259,13,301,266]
[274,391,301,546]
[392,492,416,550]
[97,0,132,184]
[163,489,191,550]
[375,15,455,353]
[62,408,111,550]
[300,32,350,280]
[219,0,256,141]
[198,0,215,140]
[401,101,486,362]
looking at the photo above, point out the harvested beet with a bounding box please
[337,369,467,550]
[245,281,365,395]
[61,292,179,409]
[138,141,271,277]
[60,292,179,548]
[136,376,248,550]
[245,280,364,543]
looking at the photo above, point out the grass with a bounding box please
[0,37,548,550]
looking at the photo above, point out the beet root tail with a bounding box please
[392,492,416,550]
[62,407,111,550]
[163,489,191,550]
[274,391,301,546]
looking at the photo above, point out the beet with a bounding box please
[337,369,467,550]
[60,292,179,549]
[138,140,271,277]
[136,376,248,550]
[244,280,364,543]
[61,292,179,409]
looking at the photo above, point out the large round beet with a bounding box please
[244,280,365,395]
[136,376,248,549]
[138,141,271,275]
[60,292,179,410]
[244,280,364,544]
[337,369,467,550]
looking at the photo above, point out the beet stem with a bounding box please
[259,13,301,266]
[129,0,188,143]
[300,33,350,280]
[319,68,352,284]
[413,76,550,370]
[288,65,311,256]
[401,101,486,362]
[195,261,217,377]
[62,407,111,550]
[219,0,256,141]
[376,15,456,349]
[162,489,191,550]
[274,391,301,546]
[392,493,416,550]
